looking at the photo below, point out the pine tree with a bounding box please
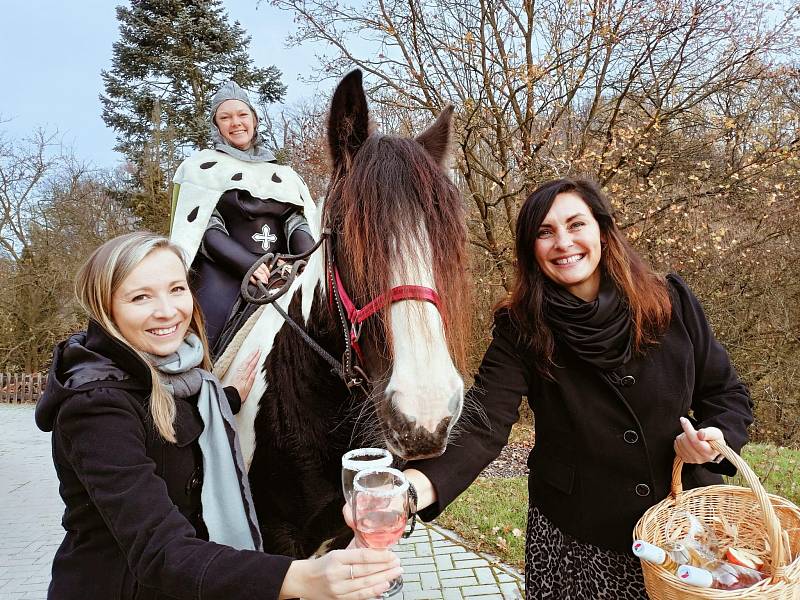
[101,0,286,162]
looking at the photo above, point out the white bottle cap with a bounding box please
[632,540,667,564]
[677,565,714,588]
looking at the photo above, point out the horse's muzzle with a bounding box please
[382,414,453,460]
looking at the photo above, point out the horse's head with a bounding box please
[324,70,471,460]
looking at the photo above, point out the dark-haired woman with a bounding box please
[404,178,754,598]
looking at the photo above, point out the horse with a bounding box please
[216,70,471,558]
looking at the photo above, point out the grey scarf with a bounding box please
[148,334,262,551]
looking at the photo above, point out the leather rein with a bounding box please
[239,228,442,392]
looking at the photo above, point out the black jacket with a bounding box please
[412,274,754,552]
[35,321,293,600]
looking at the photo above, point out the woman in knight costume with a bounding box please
[170,81,315,356]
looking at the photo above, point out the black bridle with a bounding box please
[240,228,371,391]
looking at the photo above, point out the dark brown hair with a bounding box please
[324,133,471,369]
[500,177,672,376]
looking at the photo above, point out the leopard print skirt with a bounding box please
[524,504,649,599]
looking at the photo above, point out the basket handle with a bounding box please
[669,439,788,579]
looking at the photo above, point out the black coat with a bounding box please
[412,274,754,552]
[35,321,293,600]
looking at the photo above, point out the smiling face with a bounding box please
[534,191,603,301]
[214,99,256,150]
[110,248,193,356]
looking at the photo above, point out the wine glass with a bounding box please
[341,448,393,506]
[352,467,410,597]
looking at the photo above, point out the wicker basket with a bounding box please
[633,440,800,599]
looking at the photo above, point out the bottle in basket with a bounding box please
[632,540,692,572]
[677,563,764,591]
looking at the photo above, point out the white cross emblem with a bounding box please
[252,224,278,251]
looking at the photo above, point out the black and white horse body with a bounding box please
[218,70,469,557]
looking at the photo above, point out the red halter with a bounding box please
[331,266,442,362]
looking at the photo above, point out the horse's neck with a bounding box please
[264,285,348,417]
[267,282,383,452]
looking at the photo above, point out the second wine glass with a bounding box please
[341,447,393,505]
[352,467,410,597]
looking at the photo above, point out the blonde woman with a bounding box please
[35,232,401,600]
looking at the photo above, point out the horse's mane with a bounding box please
[323,133,471,370]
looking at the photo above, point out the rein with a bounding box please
[238,229,356,387]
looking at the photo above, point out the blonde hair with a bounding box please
[75,232,212,442]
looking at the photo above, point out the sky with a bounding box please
[0,0,330,169]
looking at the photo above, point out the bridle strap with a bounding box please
[330,265,442,368]
[333,267,442,325]
[325,236,367,390]
[235,228,366,390]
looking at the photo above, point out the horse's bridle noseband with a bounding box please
[239,227,443,393]
[330,263,441,366]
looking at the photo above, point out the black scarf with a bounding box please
[543,276,633,370]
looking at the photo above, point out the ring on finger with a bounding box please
[350,565,354,580]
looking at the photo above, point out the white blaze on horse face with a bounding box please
[384,227,464,435]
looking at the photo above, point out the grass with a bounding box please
[728,442,800,505]
[436,476,528,570]
[435,441,800,571]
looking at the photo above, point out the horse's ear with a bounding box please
[415,105,454,168]
[328,69,370,172]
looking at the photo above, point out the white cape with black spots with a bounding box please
[171,149,313,265]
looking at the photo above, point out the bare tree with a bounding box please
[0,130,135,372]
[270,0,800,441]
[272,0,797,275]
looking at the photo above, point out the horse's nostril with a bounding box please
[448,391,462,414]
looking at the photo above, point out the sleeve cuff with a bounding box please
[223,386,242,414]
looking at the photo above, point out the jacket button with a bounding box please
[623,430,639,444]
[635,483,651,497]
[620,375,636,387]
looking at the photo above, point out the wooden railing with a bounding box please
[0,373,47,403]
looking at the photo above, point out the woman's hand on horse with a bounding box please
[249,263,271,286]
[231,349,259,402]
[674,417,725,464]
[279,548,402,599]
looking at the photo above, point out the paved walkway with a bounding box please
[0,404,523,599]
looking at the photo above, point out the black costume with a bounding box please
[410,274,754,598]
[193,189,314,350]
